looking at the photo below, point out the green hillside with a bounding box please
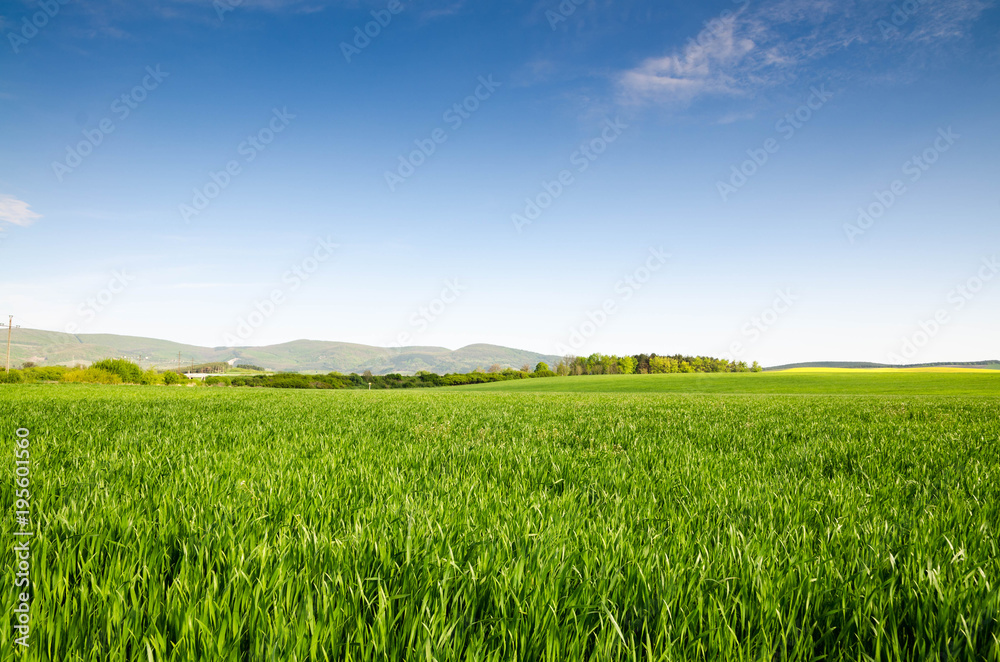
[6,328,561,375]
[450,371,1000,396]
[767,360,1000,371]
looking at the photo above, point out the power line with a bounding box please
[2,315,21,373]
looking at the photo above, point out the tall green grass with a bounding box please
[1,385,998,660]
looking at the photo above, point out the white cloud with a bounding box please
[618,11,788,104]
[899,0,992,42]
[619,0,993,107]
[0,196,41,227]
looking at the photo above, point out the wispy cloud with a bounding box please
[619,11,775,104]
[896,0,993,42]
[420,1,465,20]
[165,282,252,290]
[166,0,335,10]
[68,0,461,32]
[619,0,993,107]
[162,0,457,14]
[0,195,41,227]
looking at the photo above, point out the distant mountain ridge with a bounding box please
[766,360,1000,371]
[11,328,996,375]
[8,328,562,375]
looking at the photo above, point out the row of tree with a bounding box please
[0,361,553,388]
[209,365,558,389]
[0,352,763,387]
[552,354,762,375]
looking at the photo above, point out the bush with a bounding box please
[10,366,70,383]
[24,366,69,382]
[0,369,25,384]
[268,374,318,389]
[139,369,164,385]
[92,359,143,384]
[61,368,123,384]
[204,376,231,387]
[163,371,188,385]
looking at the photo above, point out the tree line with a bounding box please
[0,353,762,387]
[553,353,762,375]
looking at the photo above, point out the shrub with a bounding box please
[0,369,25,384]
[204,376,231,387]
[12,366,69,383]
[61,368,123,384]
[139,369,164,385]
[26,366,69,382]
[163,371,189,385]
[91,359,143,384]
[268,374,316,389]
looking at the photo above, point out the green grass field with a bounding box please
[2,383,999,660]
[451,371,1000,396]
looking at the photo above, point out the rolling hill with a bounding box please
[6,328,562,375]
[766,360,1000,371]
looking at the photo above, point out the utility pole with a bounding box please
[2,315,20,373]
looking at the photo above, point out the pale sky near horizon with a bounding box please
[1,0,998,366]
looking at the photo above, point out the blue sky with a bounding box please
[1,0,998,365]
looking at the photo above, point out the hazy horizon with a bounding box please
[9,324,1000,371]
